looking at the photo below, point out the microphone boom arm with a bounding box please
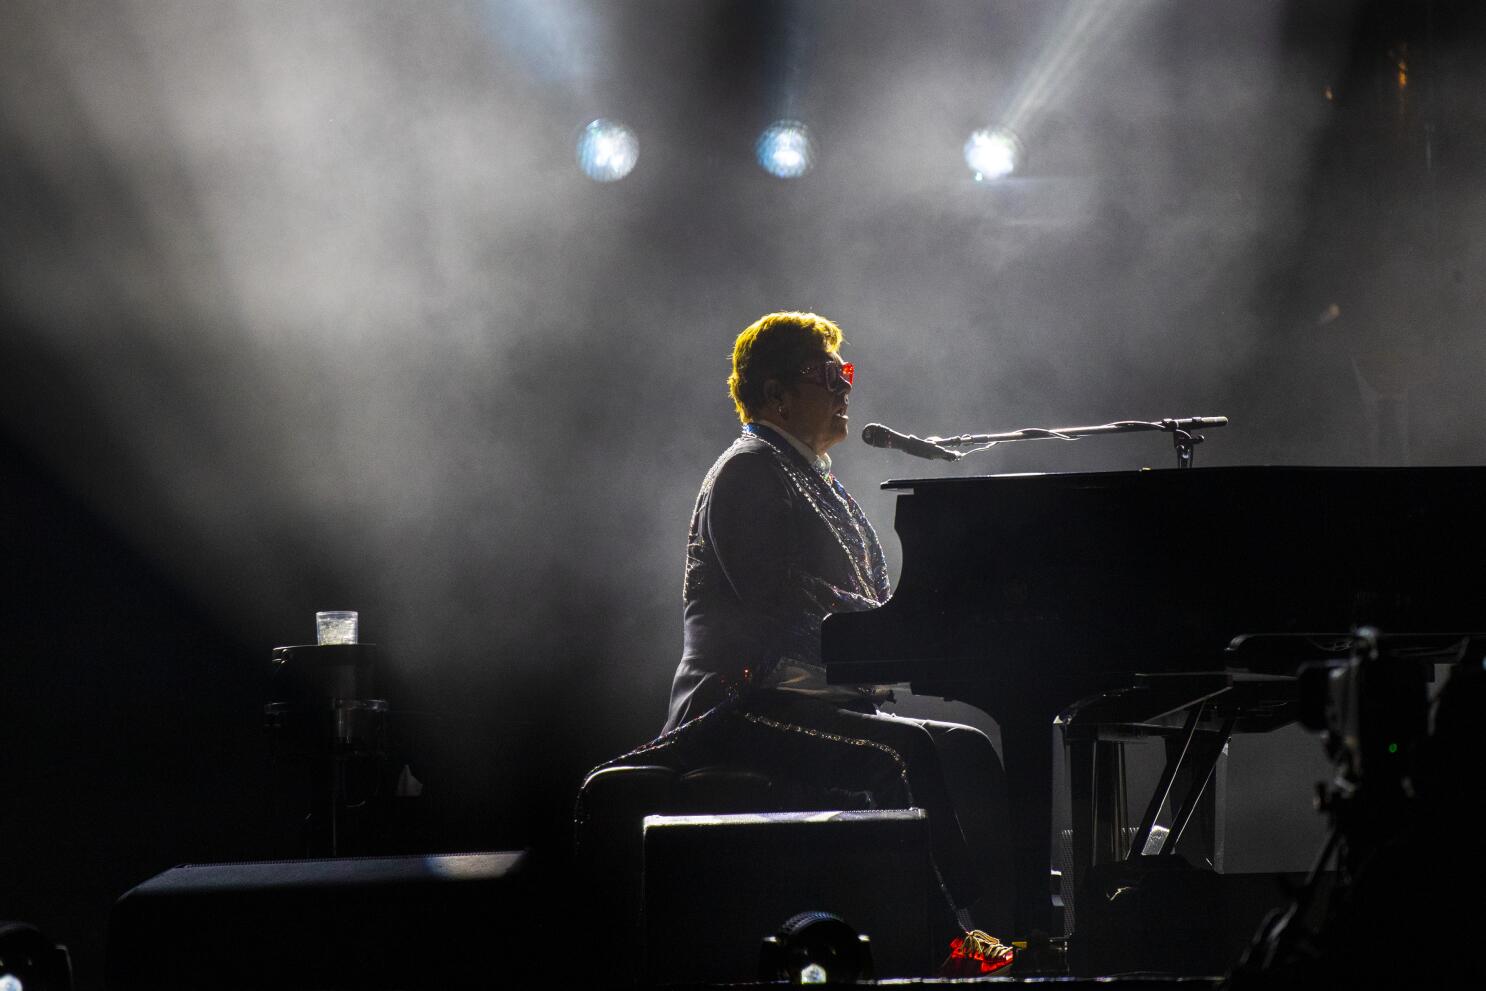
[927,416,1228,469]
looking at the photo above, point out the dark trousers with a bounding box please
[660,690,1014,935]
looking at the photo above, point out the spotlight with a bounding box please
[756,120,815,179]
[759,911,874,984]
[576,119,639,183]
[964,127,1021,181]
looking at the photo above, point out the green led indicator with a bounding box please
[1387,742,1398,754]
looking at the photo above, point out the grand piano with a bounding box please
[822,465,1486,939]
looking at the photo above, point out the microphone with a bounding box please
[1163,416,1228,429]
[861,423,961,461]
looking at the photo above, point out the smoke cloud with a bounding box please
[2,0,1483,845]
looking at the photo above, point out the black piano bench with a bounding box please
[573,762,922,984]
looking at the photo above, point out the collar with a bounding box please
[745,421,833,476]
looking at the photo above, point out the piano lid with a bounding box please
[878,463,1486,490]
[825,465,1486,691]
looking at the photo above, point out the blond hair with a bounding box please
[727,311,844,423]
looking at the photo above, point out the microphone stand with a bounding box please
[927,416,1227,469]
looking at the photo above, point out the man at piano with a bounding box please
[656,310,1013,940]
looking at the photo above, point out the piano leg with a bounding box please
[1000,704,1059,939]
[917,684,1090,950]
[1065,732,1130,931]
[1065,733,1095,932]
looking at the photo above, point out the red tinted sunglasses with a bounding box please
[799,360,854,393]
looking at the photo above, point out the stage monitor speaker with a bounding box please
[107,851,536,990]
[642,809,933,984]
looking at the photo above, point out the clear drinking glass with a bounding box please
[315,610,359,645]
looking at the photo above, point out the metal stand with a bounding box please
[1056,672,1299,974]
[929,415,1227,468]
[265,643,391,858]
[1168,422,1201,468]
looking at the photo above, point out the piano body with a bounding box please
[822,465,1486,938]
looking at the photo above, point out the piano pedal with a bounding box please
[1005,933,1069,975]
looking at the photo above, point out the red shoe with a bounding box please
[940,930,1015,977]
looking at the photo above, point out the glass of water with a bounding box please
[316,610,359,645]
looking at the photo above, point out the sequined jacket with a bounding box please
[664,424,892,732]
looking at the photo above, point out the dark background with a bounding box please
[3,2,1482,985]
